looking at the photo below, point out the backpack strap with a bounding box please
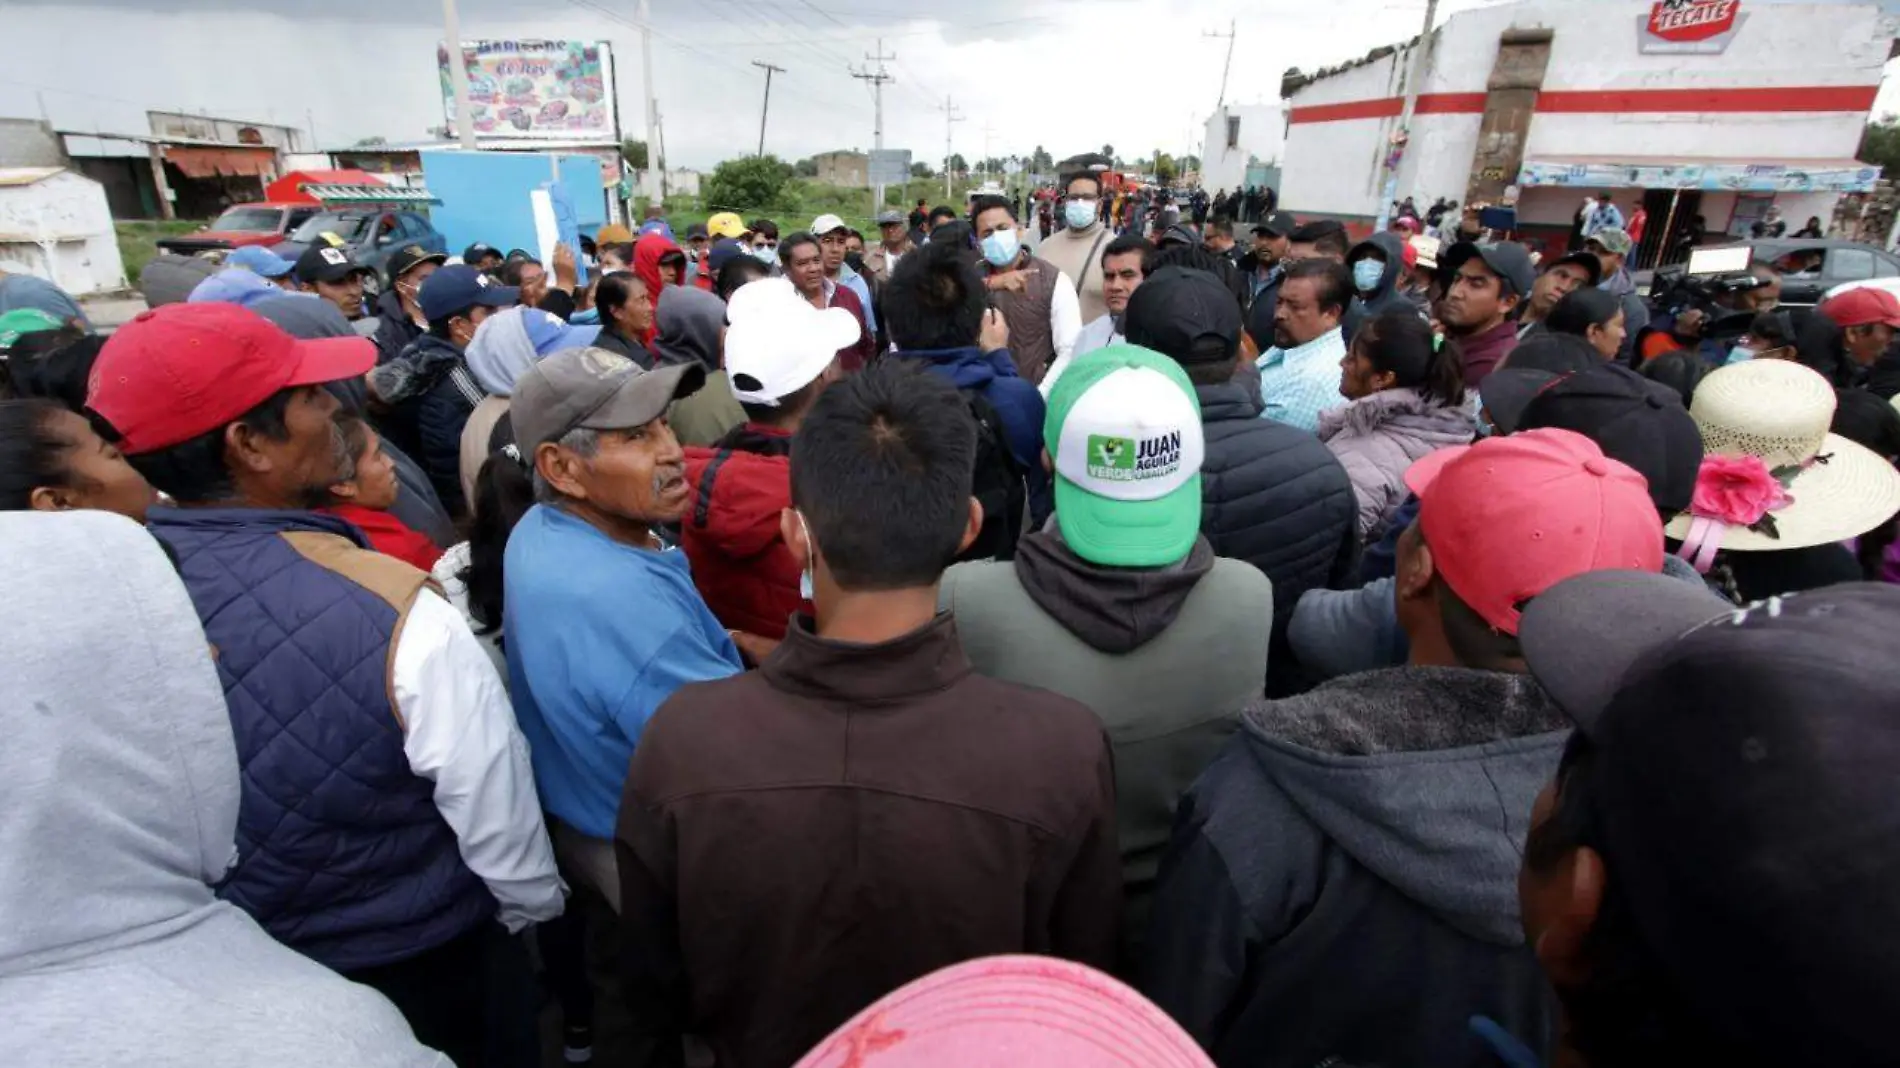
[1076,227,1110,296]
[692,448,737,530]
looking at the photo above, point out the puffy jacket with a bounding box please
[1317,387,1475,541]
[373,334,485,517]
[1346,232,1427,321]
[1195,376,1358,696]
[148,506,494,971]
[680,425,802,640]
[368,288,423,365]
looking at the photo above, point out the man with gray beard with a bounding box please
[85,303,564,1066]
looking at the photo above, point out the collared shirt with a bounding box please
[833,263,877,334]
[1256,326,1348,432]
[1041,314,1122,399]
[505,504,743,840]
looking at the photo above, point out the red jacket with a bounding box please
[680,426,805,639]
[825,282,877,372]
[321,504,443,572]
[633,232,681,347]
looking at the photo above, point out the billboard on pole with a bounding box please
[868,149,913,186]
[439,40,618,143]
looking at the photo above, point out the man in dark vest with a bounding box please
[86,303,565,1068]
[971,194,1082,385]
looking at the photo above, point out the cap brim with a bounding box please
[552,324,601,351]
[578,361,706,432]
[1480,368,1561,435]
[1663,433,1900,551]
[794,954,1212,1068]
[284,335,377,388]
[1054,474,1202,568]
[1402,441,1473,498]
[1519,569,1733,735]
[473,284,522,308]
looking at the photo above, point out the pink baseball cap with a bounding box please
[86,303,375,455]
[794,956,1213,1068]
[1403,428,1664,635]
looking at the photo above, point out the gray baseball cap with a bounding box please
[510,347,705,450]
[875,209,905,225]
[1443,240,1536,300]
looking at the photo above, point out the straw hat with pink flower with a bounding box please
[1669,360,1900,572]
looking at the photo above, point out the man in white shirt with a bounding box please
[1044,233,1154,397]
[86,302,563,1068]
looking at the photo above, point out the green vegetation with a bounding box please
[644,166,1003,236]
[1860,117,1900,179]
[115,219,205,281]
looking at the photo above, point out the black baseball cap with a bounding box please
[1443,240,1536,299]
[684,222,710,241]
[385,243,447,286]
[1515,363,1704,515]
[462,243,501,264]
[1503,333,1600,376]
[1124,266,1243,366]
[1252,211,1297,238]
[1520,575,1900,1063]
[1543,250,1602,288]
[293,242,372,285]
[1157,223,1202,249]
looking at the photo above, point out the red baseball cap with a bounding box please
[86,303,375,455]
[1403,428,1664,635]
[794,956,1212,1068]
[1821,286,1900,330]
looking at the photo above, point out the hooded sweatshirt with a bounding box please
[632,232,681,347]
[1143,666,1563,1068]
[941,528,1273,972]
[0,511,448,1068]
[655,286,748,446]
[680,424,802,639]
[1347,231,1426,320]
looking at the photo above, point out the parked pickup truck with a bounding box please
[156,203,322,255]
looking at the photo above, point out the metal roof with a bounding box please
[303,183,440,205]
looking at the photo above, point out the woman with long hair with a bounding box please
[1318,309,1476,541]
[591,271,656,367]
[1547,287,1627,362]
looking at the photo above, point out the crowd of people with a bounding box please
[3,164,1900,1068]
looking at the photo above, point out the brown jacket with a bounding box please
[615,613,1122,1068]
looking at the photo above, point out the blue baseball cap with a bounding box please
[225,245,295,279]
[639,218,675,239]
[521,307,600,353]
[418,264,519,323]
[706,237,747,278]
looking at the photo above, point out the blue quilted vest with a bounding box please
[149,506,494,972]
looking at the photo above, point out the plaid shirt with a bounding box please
[1256,327,1348,432]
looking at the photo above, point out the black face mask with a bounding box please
[844,251,866,274]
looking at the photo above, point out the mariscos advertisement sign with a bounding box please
[1640,1,1745,53]
[439,40,618,143]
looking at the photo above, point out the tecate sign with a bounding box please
[1640,0,1745,54]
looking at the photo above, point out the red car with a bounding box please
[156,202,322,255]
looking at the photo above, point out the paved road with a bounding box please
[79,294,149,334]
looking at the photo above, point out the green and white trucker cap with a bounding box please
[1044,344,1205,568]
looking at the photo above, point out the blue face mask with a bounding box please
[1352,259,1385,293]
[1064,198,1098,230]
[1726,345,1756,365]
[752,245,777,265]
[981,227,1021,268]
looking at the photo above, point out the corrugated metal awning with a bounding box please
[163,145,274,179]
[303,183,440,205]
[1518,157,1879,194]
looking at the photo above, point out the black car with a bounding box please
[1649,238,1900,308]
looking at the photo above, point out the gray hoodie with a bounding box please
[0,511,448,1068]
[651,285,727,372]
[1143,665,1563,1066]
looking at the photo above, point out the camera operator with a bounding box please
[1638,259,1782,364]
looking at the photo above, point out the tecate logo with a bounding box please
[1648,0,1740,42]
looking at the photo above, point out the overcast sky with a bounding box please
[5,0,1899,171]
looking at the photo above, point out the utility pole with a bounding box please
[441,0,477,151]
[654,102,670,201]
[851,40,895,212]
[938,95,964,202]
[638,0,661,207]
[1377,0,1438,232]
[1204,19,1236,111]
[752,61,785,158]
[981,123,996,185]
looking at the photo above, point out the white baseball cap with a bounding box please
[723,278,858,407]
[810,214,848,236]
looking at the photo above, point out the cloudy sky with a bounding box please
[5,0,1899,171]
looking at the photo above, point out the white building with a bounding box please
[1278,0,1896,263]
[0,167,126,295]
[1200,104,1286,195]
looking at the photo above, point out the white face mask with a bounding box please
[980,227,1021,268]
[1064,199,1099,230]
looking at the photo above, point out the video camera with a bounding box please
[1645,245,1768,345]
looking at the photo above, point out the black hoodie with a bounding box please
[1348,230,1428,321]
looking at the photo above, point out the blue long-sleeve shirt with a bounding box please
[504,504,742,839]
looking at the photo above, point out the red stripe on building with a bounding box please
[1536,85,1879,113]
[1288,85,1879,124]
